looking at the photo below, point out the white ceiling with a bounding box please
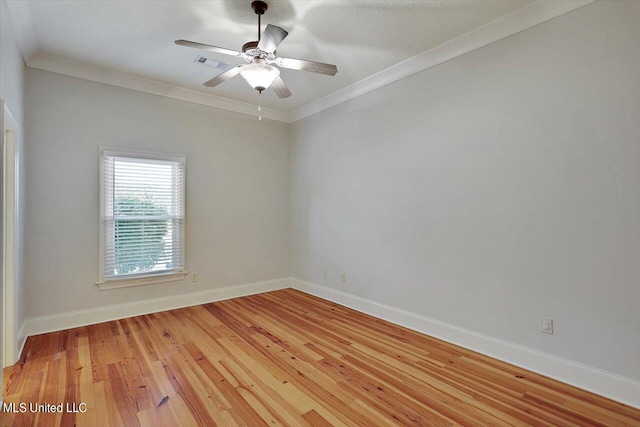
[15,0,535,113]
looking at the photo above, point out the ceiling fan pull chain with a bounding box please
[258,92,262,121]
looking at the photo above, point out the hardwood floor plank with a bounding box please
[92,380,122,427]
[3,288,639,426]
[77,342,99,427]
[218,355,300,426]
[161,355,222,426]
[107,363,140,427]
[302,409,333,427]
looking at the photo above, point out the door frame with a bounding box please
[2,100,19,367]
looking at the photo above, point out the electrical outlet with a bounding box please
[341,273,347,282]
[191,272,198,282]
[541,318,553,334]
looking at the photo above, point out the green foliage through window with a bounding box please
[114,197,169,275]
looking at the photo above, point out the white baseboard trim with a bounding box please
[23,278,290,338]
[290,278,640,409]
[16,322,26,362]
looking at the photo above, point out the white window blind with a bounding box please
[100,148,185,283]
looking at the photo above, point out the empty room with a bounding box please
[1,0,639,425]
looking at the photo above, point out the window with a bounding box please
[98,148,186,289]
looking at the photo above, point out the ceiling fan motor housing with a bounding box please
[242,41,259,52]
[242,41,275,63]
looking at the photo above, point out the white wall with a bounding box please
[1,0,26,367]
[24,68,290,318]
[291,0,640,382]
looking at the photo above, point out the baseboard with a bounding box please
[290,278,640,409]
[23,278,291,338]
[16,322,26,362]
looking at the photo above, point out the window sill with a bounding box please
[97,271,188,290]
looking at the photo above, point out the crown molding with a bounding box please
[289,0,596,122]
[26,53,293,123]
[8,0,595,124]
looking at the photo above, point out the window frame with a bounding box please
[97,147,187,290]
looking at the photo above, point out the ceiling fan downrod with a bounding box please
[251,1,268,42]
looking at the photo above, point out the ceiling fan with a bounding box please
[175,1,338,99]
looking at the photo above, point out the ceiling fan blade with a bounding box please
[175,39,242,57]
[276,57,338,76]
[257,24,288,53]
[271,76,292,99]
[203,66,242,87]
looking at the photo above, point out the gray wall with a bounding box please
[290,0,640,380]
[25,68,290,318]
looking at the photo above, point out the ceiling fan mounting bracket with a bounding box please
[251,1,268,15]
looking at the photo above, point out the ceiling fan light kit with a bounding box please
[239,61,280,93]
[175,0,338,109]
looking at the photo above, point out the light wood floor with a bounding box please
[2,289,639,426]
